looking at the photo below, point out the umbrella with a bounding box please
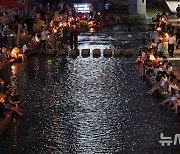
[0,0,27,9]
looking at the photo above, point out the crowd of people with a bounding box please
[0,1,105,66]
[0,1,107,117]
[136,11,180,114]
[0,77,23,117]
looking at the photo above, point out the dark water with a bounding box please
[0,23,180,154]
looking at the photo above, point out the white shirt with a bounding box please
[168,36,176,44]
[22,44,28,53]
[41,30,47,41]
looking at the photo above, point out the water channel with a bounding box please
[0,23,180,153]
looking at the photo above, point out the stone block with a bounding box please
[122,49,134,56]
[57,49,68,56]
[69,49,79,56]
[114,49,123,56]
[104,49,112,56]
[81,49,90,57]
[93,49,101,57]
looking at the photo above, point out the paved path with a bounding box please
[166,15,180,80]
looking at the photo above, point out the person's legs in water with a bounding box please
[11,106,23,116]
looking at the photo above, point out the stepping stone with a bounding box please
[104,49,112,56]
[122,49,134,56]
[57,49,68,56]
[114,49,123,56]
[69,49,79,56]
[93,49,101,57]
[81,49,90,57]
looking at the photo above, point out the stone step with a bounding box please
[68,49,79,56]
[57,49,68,56]
[122,49,134,56]
[104,49,112,56]
[41,48,134,57]
[81,49,90,57]
[93,49,101,57]
[114,49,123,56]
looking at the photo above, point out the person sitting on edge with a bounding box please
[30,33,40,47]
[147,71,168,95]
[0,76,5,91]
[2,44,11,59]
[1,92,23,116]
[0,48,7,64]
[8,92,23,115]
[160,91,179,108]
[173,98,180,114]
[11,45,26,62]
[167,91,180,110]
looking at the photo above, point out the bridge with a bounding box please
[83,0,179,15]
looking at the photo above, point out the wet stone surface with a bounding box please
[0,23,180,153]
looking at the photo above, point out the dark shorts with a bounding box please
[42,40,46,43]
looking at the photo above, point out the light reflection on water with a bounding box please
[0,23,180,153]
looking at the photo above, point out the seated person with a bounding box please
[0,50,8,64]
[11,45,26,62]
[147,71,168,95]
[30,33,40,47]
[1,44,11,58]
[0,76,5,91]
[173,99,180,114]
[7,92,23,116]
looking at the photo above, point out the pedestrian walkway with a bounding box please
[168,14,180,27]
[166,15,180,80]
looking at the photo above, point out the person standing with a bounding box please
[41,28,47,49]
[176,4,180,19]
[168,33,176,58]
[176,28,180,52]
[62,27,68,48]
[22,42,28,54]
[150,28,158,46]
[69,23,78,50]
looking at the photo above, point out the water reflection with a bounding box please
[0,23,180,153]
